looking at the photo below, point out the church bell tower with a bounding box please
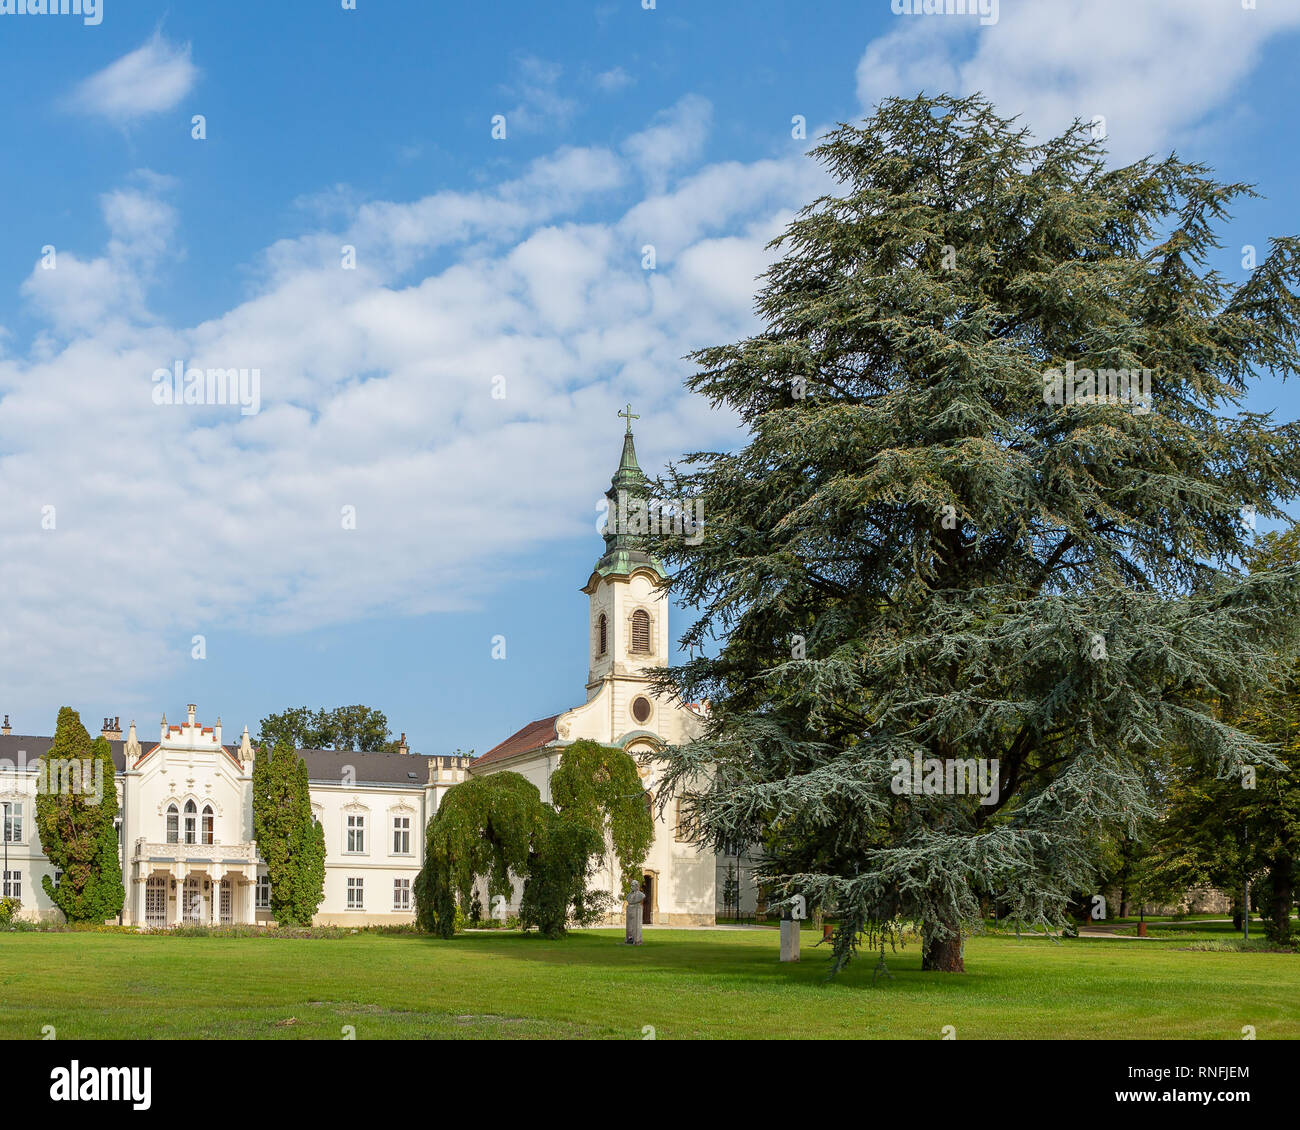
[583,406,669,702]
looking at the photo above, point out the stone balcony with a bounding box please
[133,838,258,864]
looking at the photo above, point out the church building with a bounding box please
[0,419,742,928]
[470,415,716,924]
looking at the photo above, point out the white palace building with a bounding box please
[0,423,757,928]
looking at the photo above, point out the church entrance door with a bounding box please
[641,874,653,924]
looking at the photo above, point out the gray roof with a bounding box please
[0,734,140,773]
[297,748,431,787]
[0,734,432,788]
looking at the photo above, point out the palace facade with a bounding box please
[0,423,756,927]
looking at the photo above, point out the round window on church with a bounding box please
[631,696,652,725]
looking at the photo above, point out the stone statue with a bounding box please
[625,880,646,945]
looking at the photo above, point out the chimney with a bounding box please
[101,716,122,741]
[214,716,222,746]
[161,714,168,742]
[399,732,409,755]
[187,703,197,726]
[1,714,9,736]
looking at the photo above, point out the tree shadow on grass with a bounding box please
[397,927,955,992]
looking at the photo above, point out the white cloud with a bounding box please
[595,66,634,93]
[68,32,199,125]
[857,0,1300,160]
[0,106,806,713]
[500,55,578,134]
[20,182,178,333]
[623,95,714,192]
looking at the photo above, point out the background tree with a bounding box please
[415,741,653,939]
[1139,765,1256,925]
[415,772,541,937]
[1142,528,1300,943]
[258,704,397,752]
[650,92,1300,973]
[548,739,654,891]
[252,740,326,925]
[35,708,125,924]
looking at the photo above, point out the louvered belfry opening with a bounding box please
[599,613,608,655]
[631,609,651,653]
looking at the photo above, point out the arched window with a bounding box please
[183,800,197,845]
[201,805,214,845]
[631,609,651,654]
[598,613,608,656]
[166,804,179,844]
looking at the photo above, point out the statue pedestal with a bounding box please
[625,881,646,945]
[780,919,800,962]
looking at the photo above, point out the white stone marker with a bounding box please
[625,880,646,945]
[780,917,801,961]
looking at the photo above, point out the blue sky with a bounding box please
[2,0,1299,755]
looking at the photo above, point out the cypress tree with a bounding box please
[252,741,325,926]
[35,709,125,924]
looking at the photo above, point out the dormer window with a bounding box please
[631,609,651,654]
[598,613,608,656]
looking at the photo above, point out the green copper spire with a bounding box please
[594,406,668,580]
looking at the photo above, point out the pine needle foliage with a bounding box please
[648,93,1300,973]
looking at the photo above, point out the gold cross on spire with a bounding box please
[618,402,640,434]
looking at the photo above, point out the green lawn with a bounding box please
[0,927,1295,1039]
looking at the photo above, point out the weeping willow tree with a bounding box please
[415,740,653,939]
[650,92,1300,973]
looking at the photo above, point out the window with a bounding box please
[631,696,652,725]
[393,815,410,855]
[256,874,271,910]
[183,800,197,845]
[166,804,179,844]
[598,613,608,656]
[347,814,366,854]
[2,870,19,899]
[201,805,214,845]
[393,878,411,911]
[631,609,651,653]
[347,877,364,910]
[2,803,21,844]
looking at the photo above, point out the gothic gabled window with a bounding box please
[201,805,214,845]
[166,804,179,844]
[183,800,197,845]
[631,609,651,654]
[598,613,608,656]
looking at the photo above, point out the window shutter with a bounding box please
[631,609,650,653]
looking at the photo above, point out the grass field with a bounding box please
[0,926,1295,1040]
